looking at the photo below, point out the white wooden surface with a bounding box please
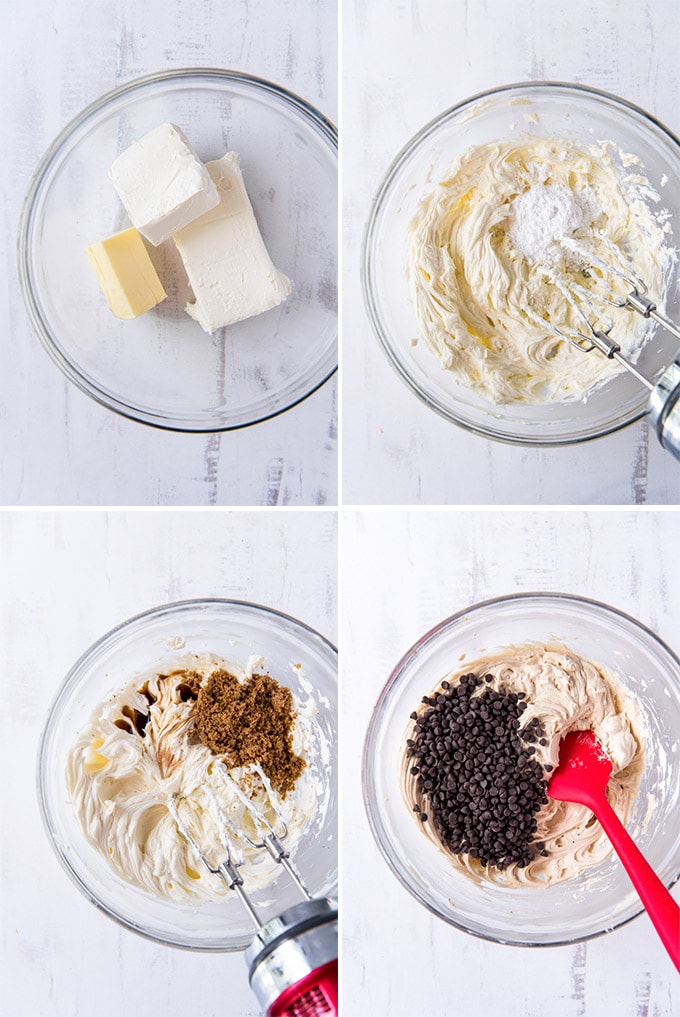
[342,0,680,505]
[0,509,337,1017]
[342,509,680,1017]
[1,0,337,507]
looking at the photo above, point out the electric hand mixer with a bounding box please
[169,763,338,1017]
[547,236,680,460]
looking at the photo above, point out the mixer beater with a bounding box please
[169,763,338,1017]
[546,236,680,460]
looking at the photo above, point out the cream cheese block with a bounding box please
[109,123,220,246]
[173,152,292,334]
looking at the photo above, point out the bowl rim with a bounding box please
[37,596,338,952]
[362,590,680,947]
[18,67,338,434]
[362,79,680,447]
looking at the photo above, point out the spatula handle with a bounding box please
[594,796,679,972]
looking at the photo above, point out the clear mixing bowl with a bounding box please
[38,599,338,951]
[19,69,337,432]
[363,82,680,445]
[362,593,680,946]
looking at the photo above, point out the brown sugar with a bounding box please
[194,669,306,796]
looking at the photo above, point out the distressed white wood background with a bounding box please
[1,0,337,506]
[342,508,680,1017]
[0,509,337,1017]
[342,0,680,505]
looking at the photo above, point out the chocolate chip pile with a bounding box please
[406,674,550,869]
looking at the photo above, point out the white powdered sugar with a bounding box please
[509,183,601,266]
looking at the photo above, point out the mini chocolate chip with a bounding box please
[406,675,549,869]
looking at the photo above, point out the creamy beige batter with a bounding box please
[408,137,674,403]
[402,644,645,887]
[67,653,328,902]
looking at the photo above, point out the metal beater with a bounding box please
[169,765,338,1017]
[547,237,680,460]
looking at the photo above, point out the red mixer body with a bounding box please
[247,899,338,1017]
[267,959,338,1017]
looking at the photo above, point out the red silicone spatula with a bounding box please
[548,730,680,972]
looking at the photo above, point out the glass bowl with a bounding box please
[363,82,680,445]
[19,69,337,432]
[38,599,338,951]
[362,593,680,946]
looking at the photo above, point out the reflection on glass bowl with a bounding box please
[363,82,680,445]
[362,593,680,946]
[19,69,337,432]
[38,599,338,951]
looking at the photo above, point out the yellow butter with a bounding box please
[84,735,109,774]
[85,227,166,319]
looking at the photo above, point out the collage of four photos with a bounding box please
[2,1,680,1016]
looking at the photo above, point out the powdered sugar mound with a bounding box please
[509,184,601,266]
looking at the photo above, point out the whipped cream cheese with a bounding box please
[109,123,220,246]
[67,652,328,902]
[173,153,292,334]
[408,137,675,404]
[402,644,645,888]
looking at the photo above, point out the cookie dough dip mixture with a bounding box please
[408,136,675,403]
[67,653,329,902]
[402,644,645,887]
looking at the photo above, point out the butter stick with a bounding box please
[85,227,166,319]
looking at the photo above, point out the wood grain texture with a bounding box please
[0,509,337,1017]
[342,508,680,1017]
[342,0,680,505]
[1,0,338,507]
